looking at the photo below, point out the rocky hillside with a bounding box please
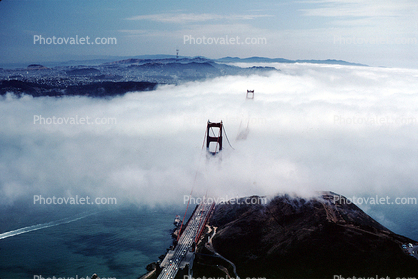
[205,192,418,278]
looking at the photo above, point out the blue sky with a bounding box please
[0,0,417,68]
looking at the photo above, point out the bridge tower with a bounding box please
[206,120,223,155]
[246,89,254,99]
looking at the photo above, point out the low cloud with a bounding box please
[1,63,418,217]
[299,0,417,18]
[125,13,272,24]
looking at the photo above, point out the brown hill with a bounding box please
[201,192,418,278]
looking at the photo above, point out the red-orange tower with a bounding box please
[206,120,223,155]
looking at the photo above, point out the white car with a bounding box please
[409,243,414,248]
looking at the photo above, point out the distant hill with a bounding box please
[1,57,281,98]
[27,64,48,70]
[105,55,366,67]
[0,55,366,69]
[217,56,367,66]
[1,55,364,98]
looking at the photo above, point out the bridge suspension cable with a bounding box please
[177,120,234,241]
[222,124,235,150]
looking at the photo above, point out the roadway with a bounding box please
[158,201,214,279]
[410,244,418,260]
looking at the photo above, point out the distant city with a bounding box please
[0,56,365,97]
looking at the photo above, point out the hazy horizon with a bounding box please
[1,0,417,68]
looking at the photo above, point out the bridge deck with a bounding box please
[157,201,215,279]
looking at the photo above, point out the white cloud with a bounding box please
[118,29,148,35]
[298,0,418,46]
[299,0,417,17]
[125,13,272,24]
[1,64,418,212]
